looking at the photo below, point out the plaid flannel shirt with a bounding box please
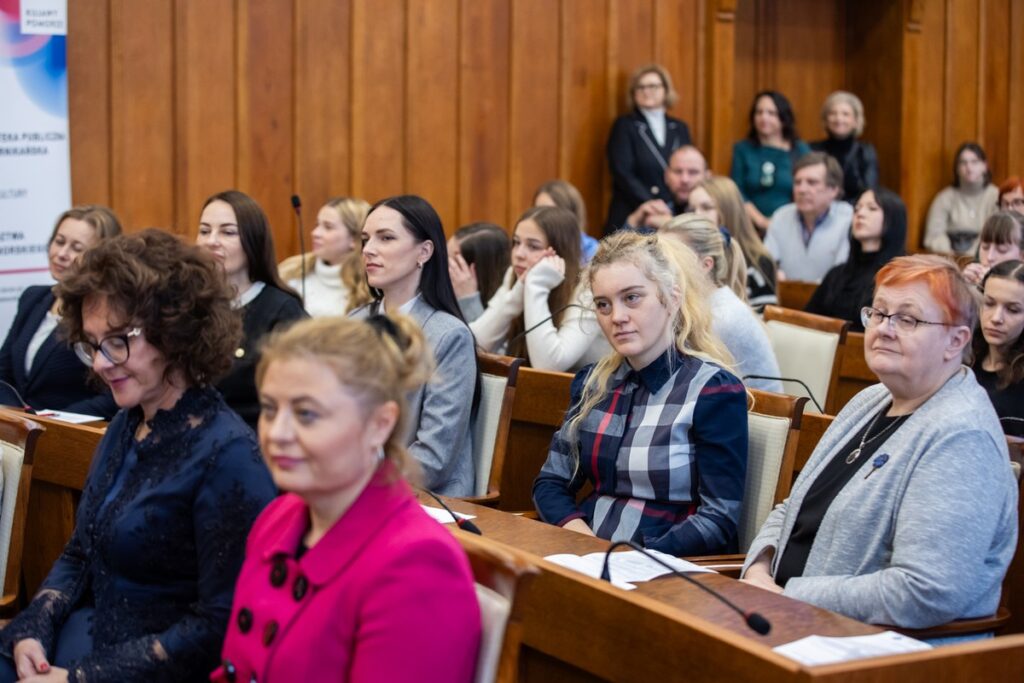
[533,349,748,556]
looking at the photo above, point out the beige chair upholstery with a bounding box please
[0,410,43,615]
[739,412,793,552]
[764,319,841,413]
[474,582,512,683]
[472,372,511,497]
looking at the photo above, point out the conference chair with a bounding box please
[776,280,818,311]
[0,409,44,616]
[835,331,879,411]
[465,353,524,506]
[738,390,809,552]
[498,367,574,512]
[456,530,539,683]
[762,305,849,414]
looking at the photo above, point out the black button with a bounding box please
[292,575,308,601]
[262,620,278,646]
[236,608,253,633]
[270,559,287,587]
[222,659,237,682]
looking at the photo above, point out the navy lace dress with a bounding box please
[0,386,276,682]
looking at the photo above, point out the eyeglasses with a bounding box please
[860,307,954,333]
[1003,198,1024,210]
[635,83,665,92]
[74,328,142,367]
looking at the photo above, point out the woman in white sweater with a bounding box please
[470,206,609,371]
[924,142,999,255]
[661,214,783,393]
[279,197,372,316]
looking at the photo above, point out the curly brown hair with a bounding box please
[57,228,242,386]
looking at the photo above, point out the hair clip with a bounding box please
[864,453,890,480]
[718,226,732,247]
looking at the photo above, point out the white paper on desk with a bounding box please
[774,630,932,666]
[420,505,476,525]
[33,409,103,424]
[543,550,715,591]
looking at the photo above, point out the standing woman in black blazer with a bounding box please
[196,190,307,428]
[0,206,121,417]
[604,63,691,234]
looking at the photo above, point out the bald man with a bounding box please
[625,145,709,231]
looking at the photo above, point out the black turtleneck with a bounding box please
[810,135,879,203]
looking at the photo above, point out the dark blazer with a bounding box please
[0,386,277,681]
[0,285,116,418]
[216,285,307,428]
[605,109,691,233]
[810,137,880,204]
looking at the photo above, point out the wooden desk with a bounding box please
[435,498,1024,682]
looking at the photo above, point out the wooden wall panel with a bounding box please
[944,0,981,153]
[1011,0,1024,175]
[406,0,459,231]
[237,0,295,254]
[654,0,703,148]
[109,0,175,232]
[175,0,236,236]
[294,0,352,220]
[350,0,405,206]
[508,0,561,230]
[561,0,609,233]
[67,0,111,208]
[979,0,1010,180]
[458,0,511,227]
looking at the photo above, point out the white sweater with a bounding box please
[287,259,346,317]
[470,264,609,372]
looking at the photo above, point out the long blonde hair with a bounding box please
[563,232,733,461]
[256,315,432,484]
[698,176,772,283]
[278,197,372,313]
[662,214,748,301]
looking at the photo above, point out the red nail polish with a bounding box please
[40,662,49,672]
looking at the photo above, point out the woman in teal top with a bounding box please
[730,90,811,233]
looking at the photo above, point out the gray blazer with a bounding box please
[351,298,476,496]
[743,367,1018,628]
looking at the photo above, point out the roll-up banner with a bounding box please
[0,0,69,332]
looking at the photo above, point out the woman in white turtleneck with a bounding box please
[604,63,692,234]
[924,142,999,256]
[279,196,373,316]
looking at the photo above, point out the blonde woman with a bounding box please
[533,231,748,556]
[279,197,373,316]
[662,214,783,394]
[688,176,777,311]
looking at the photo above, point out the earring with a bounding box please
[376,445,386,462]
[416,261,423,269]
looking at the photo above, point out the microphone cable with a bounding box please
[420,488,482,535]
[742,374,824,413]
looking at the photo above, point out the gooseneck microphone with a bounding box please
[290,194,307,303]
[420,488,482,535]
[742,374,824,413]
[599,540,771,636]
[0,379,34,412]
[505,303,586,347]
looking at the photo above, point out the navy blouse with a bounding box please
[0,386,276,682]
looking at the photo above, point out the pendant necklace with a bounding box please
[846,408,907,465]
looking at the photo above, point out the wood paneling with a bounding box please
[65,0,1024,260]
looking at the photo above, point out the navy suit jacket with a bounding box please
[0,285,116,418]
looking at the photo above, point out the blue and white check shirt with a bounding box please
[533,349,748,556]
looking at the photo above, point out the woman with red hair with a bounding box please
[998,176,1024,212]
[741,255,1016,634]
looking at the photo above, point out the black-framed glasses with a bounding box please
[74,328,142,367]
[860,307,953,334]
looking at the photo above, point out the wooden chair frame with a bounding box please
[463,353,524,507]
[776,280,818,312]
[763,305,850,414]
[455,529,539,683]
[0,409,44,616]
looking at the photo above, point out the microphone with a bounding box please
[742,374,824,413]
[290,194,307,303]
[599,540,771,636]
[505,303,586,347]
[0,379,34,412]
[420,488,482,535]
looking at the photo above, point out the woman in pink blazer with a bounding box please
[212,315,480,683]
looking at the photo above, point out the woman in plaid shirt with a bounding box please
[533,231,749,556]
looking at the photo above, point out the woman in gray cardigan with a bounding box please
[351,195,478,497]
[741,254,1018,630]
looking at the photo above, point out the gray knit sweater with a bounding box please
[742,367,1018,628]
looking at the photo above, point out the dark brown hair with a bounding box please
[976,259,1024,389]
[57,229,242,386]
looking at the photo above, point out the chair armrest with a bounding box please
[685,553,746,578]
[880,608,1010,640]
[459,492,501,508]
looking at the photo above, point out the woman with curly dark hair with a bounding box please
[0,229,277,683]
